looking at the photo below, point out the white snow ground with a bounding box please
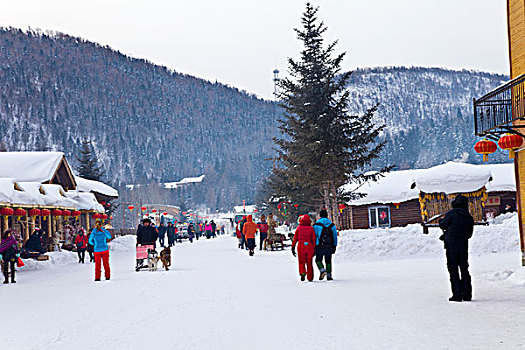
[1,214,525,350]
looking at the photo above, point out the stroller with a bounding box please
[135,245,154,271]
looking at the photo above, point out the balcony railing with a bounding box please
[474,73,525,138]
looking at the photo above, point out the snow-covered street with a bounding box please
[2,224,525,350]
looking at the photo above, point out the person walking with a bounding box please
[187,223,195,243]
[167,222,177,247]
[89,221,112,281]
[313,209,338,281]
[158,222,167,247]
[204,221,212,239]
[136,218,158,247]
[211,220,217,238]
[0,231,19,284]
[74,229,88,263]
[291,215,316,282]
[257,215,269,250]
[242,215,258,256]
[239,216,247,250]
[439,195,474,302]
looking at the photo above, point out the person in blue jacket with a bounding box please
[89,220,112,281]
[313,209,338,281]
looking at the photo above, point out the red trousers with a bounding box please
[94,250,110,280]
[297,244,315,281]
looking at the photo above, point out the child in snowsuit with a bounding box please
[74,229,88,263]
[257,215,269,250]
[0,231,19,284]
[313,209,338,281]
[89,221,112,281]
[291,215,316,282]
[243,215,258,256]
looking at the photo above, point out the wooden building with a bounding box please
[339,163,515,230]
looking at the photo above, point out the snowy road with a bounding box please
[1,235,525,350]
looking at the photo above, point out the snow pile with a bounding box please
[337,213,519,260]
[20,250,78,271]
[109,235,136,252]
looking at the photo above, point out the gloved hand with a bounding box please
[332,245,337,254]
[291,247,297,257]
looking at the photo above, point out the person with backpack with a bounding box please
[313,209,338,281]
[89,220,112,281]
[291,215,316,282]
[242,215,258,256]
[439,195,475,302]
[257,215,269,250]
[74,229,88,263]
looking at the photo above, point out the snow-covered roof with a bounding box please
[412,162,492,194]
[0,152,67,183]
[164,175,205,189]
[66,191,105,212]
[40,184,78,208]
[343,169,423,205]
[481,163,516,192]
[75,176,118,198]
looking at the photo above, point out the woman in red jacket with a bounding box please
[74,229,88,263]
[291,215,316,282]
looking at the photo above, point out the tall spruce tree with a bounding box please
[76,138,105,181]
[270,3,391,226]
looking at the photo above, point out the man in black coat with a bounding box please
[158,222,167,247]
[439,195,474,302]
[136,218,159,247]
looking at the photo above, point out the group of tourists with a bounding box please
[156,222,179,247]
[235,214,274,256]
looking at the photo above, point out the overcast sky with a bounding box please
[0,0,509,100]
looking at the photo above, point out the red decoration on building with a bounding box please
[498,134,523,159]
[128,205,135,211]
[14,208,26,216]
[29,208,41,217]
[71,210,81,217]
[101,214,108,220]
[162,212,168,216]
[0,208,14,216]
[151,209,157,213]
[474,139,497,162]
[41,209,51,216]
[392,202,401,209]
[92,213,101,219]
[140,206,147,211]
[62,210,71,217]
[52,209,63,216]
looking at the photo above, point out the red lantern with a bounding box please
[277,204,282,210]
[52,209,62,216]
[14,208,26,216]
[41,209,51,216]
[29,208,41,217]
[101,214,108,220]
[162,212,168,216]
[392,202,401,209]
[474,139,497,162]
[498,134,523,159]
[62,210,71,217]
[294,204,299,208]
[71,210,81,217]
[128,205,135,211]
[0,208,13,216]
[151,209,157,213]
[92,213,101,219]
[182,212,187,215]
[141,206,147,211]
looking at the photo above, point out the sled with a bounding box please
[135,245,154,271]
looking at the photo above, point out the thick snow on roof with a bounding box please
[481,163,516,192]
[164,175,205,189]
[66,192,105,212]
[412,162,492,194]
[343,169,423,206]
[0,152,65,182]
[40,184,78,208]
[75,176,118,198]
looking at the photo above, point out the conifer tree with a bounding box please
[76,138,105,181]
[271,3,391,226]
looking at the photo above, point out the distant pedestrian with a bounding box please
[239,216,247,250]
[188,223,195,243]
[167,222,177,247]
[89,220,112,281]
[158,222,167,247]
[243,215,258,256]
[211,220,217,238]
[313,209,338,281]
[439,195,474,302]
[291,215,316,282]
[0,230,19,284]
[205,221,212,239]
[74,229,88,263]
[257,215,269,250]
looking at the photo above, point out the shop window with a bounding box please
[369,207,391,228]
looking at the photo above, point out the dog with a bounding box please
[159,246,171,271]
[147,248,159,271]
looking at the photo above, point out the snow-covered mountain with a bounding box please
[0,28,509,209]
